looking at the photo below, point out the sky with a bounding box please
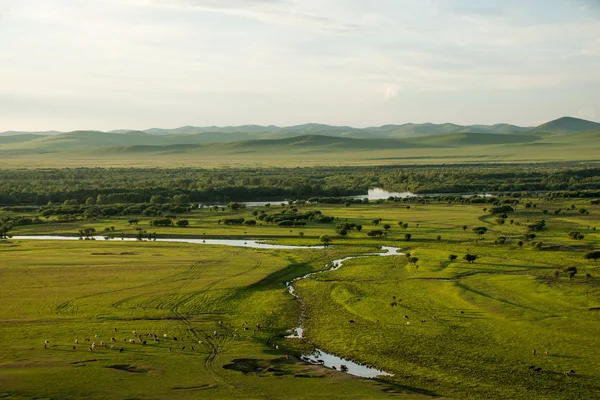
[1,0,600,131]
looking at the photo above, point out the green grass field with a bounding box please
[1,199,599,399]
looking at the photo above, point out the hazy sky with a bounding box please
[1,0,600,131]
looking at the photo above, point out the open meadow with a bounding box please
[1,196,599,399]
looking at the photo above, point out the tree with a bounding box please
[228,201,241,211]
[408,257,419,265]
[319,235,331,247]
[85,197,96,205]
[383,224,391,231]
[244,219,257,226]
[401,223,409,230]
[448,254,458,262]
[472,227,488,236]
[437,235,442,241]
[176,219,189,227]
[355,224,363,232]
[367,230,384,238]
[404,233,412,241]
[564,267,577,280]
[371,219,380,226]
[299,232,304,238]
[584,251,600,261]
[462,225,468,231]
[339,229,348,237]
[463,254,477,264]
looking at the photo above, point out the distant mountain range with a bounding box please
[2,117,599,142]
[0,117,599,163]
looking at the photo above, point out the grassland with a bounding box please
[1,198,599,399]
[1,127,600,168]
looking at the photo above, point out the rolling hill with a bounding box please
[1,117,599,166]
[532,117,600,134]
[3,117,597,143]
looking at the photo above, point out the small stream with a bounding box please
[286,246,401,378]
[9,235,398,378]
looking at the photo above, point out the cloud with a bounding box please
[382,85,400,100]
[119,0,365,34]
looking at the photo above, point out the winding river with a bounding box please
[10,235,398,378]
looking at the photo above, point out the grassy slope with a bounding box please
[0,240,430,400]
[1,129,600,168]
[2,198,600,399]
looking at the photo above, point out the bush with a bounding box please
[584,251,600,261]
[463,254,477,264]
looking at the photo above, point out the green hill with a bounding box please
[532,117,600,134]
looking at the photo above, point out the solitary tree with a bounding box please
[463,254,478,264]
[319,235,331,247]
[448,254,458,262]
[584,250,600,261]
[408,257,419,265]
[404,233,412,241]
[383,224,391,231]
[371,219,380,226]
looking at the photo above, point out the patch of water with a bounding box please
[286,246,401,377]
[10,236,322,250]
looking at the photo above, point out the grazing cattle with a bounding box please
[564,370,576,376]
[119,348,124,353]
[191,346,194,351]
[317,359,324,365]
[94,334,100,339]
[132,330,136,335]
[340,365,348,372]
[198,340,203,344]
[72,346,76,350]
[44,340,50,344]
[88,346,92,352]
[403,315,409,319]
[213,331,217,336]
[114,328,118,332]
[406,321,411,325]
[110,345,115,350]
[111,337,116,342]
[275,345,279,350]
[100,341,105,346]
[332,366,337,370]
[129,339,135,344]
[168,348,171,352]
[173,337,178,341]
[421,320,426,324]
[432,316,437,321]
[533,349,536,356]
[84,338,90,342]
[163,334,168,338]
[528,365,536,370]
[534,367,542,373]
[142,340,146,345]
[349,320,355,324]
[181,346,185,351]
[544,350,549,355]
[75,339,79,344]
[460,311,464,314]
